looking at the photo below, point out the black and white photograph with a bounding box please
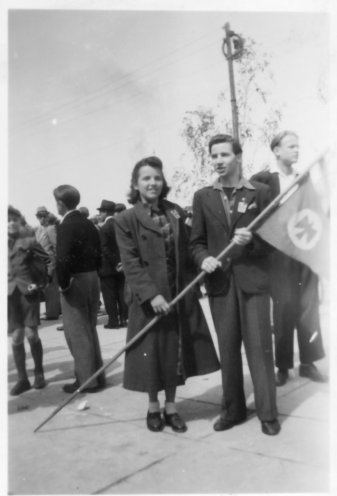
[2,0,335,494]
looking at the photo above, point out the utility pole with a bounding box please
[222,23,244,142]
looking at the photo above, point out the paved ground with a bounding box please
[7,298,333,495]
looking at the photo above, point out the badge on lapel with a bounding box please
[237,198,248,214]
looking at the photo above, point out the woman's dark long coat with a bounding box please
[114,199,220,393]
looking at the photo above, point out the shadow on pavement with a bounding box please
[177,372,255,422]
[8,365,123,416]
[176,370,322,428]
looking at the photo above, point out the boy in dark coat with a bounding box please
[53,185,105,393]
[8,206,48,395]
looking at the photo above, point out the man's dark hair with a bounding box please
[47,213,60,226]
[208,134,242,156]
[270,131,298,151]
[114,203,127,213]
[127,156,170,205]
[8,205,22,219]
[53,185,80,209]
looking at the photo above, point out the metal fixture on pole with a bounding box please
[222,23,244,142]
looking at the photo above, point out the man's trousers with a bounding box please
[100,273,128,326]
[61,271,105,387]
[44,270,61,320]
[209,275,277,422]
[270,251,325,370]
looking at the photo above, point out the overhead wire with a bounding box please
[18,53,225,179]
[10,26,221,133]
[34,38,220,130]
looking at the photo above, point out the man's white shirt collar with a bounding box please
[269,162,299,177]
[270,164,299,194]
[104,215,114,224]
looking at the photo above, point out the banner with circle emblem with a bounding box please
[257,176,329,278]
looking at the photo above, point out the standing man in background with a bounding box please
[34,206,61,320]
[35,206,50,247]
[251,131,327,386]
[98,199,128,329]
[54,185,105,393]
[44,213,61,320]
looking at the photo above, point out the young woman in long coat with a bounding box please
[114,156,219,433]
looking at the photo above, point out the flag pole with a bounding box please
[34,150,327,433]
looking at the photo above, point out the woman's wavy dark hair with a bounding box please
[127,156,171,205]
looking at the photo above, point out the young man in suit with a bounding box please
[190,134,280,436]
[98,199,128,329]
[251,131,326,386]
[53,185,105,393]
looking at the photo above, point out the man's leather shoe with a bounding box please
[63,380,104,394]
[104,323,120,329]
[261,419,281,436]
[147,411,165,432]
[275,368,289,387]
[62,380,80,393]
[299,363,328,382]
[10,379,31,396]
[56,325,64,331]
[82,385,102,393]
[164,411,187,433]
[213,415,246,432]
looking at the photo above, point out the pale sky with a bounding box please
[7,7,330,224]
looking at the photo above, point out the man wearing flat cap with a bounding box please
[34,206,61,320]
[35,206,50,247]
[98,200,128,329]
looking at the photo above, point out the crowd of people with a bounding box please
[8,130,328,436]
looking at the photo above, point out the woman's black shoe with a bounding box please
[164,411,187,433]
[146,411,165,432]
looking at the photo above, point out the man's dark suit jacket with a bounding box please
[250,171,280,199]
[56,210,101,290]
[190,180,271,296]
[8,234,49,296]
[98,217,121,277]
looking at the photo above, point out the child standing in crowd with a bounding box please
[8,206,49,395]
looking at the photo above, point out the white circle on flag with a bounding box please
[287,209,322,250]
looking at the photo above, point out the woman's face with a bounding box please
[135,165,164,204]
